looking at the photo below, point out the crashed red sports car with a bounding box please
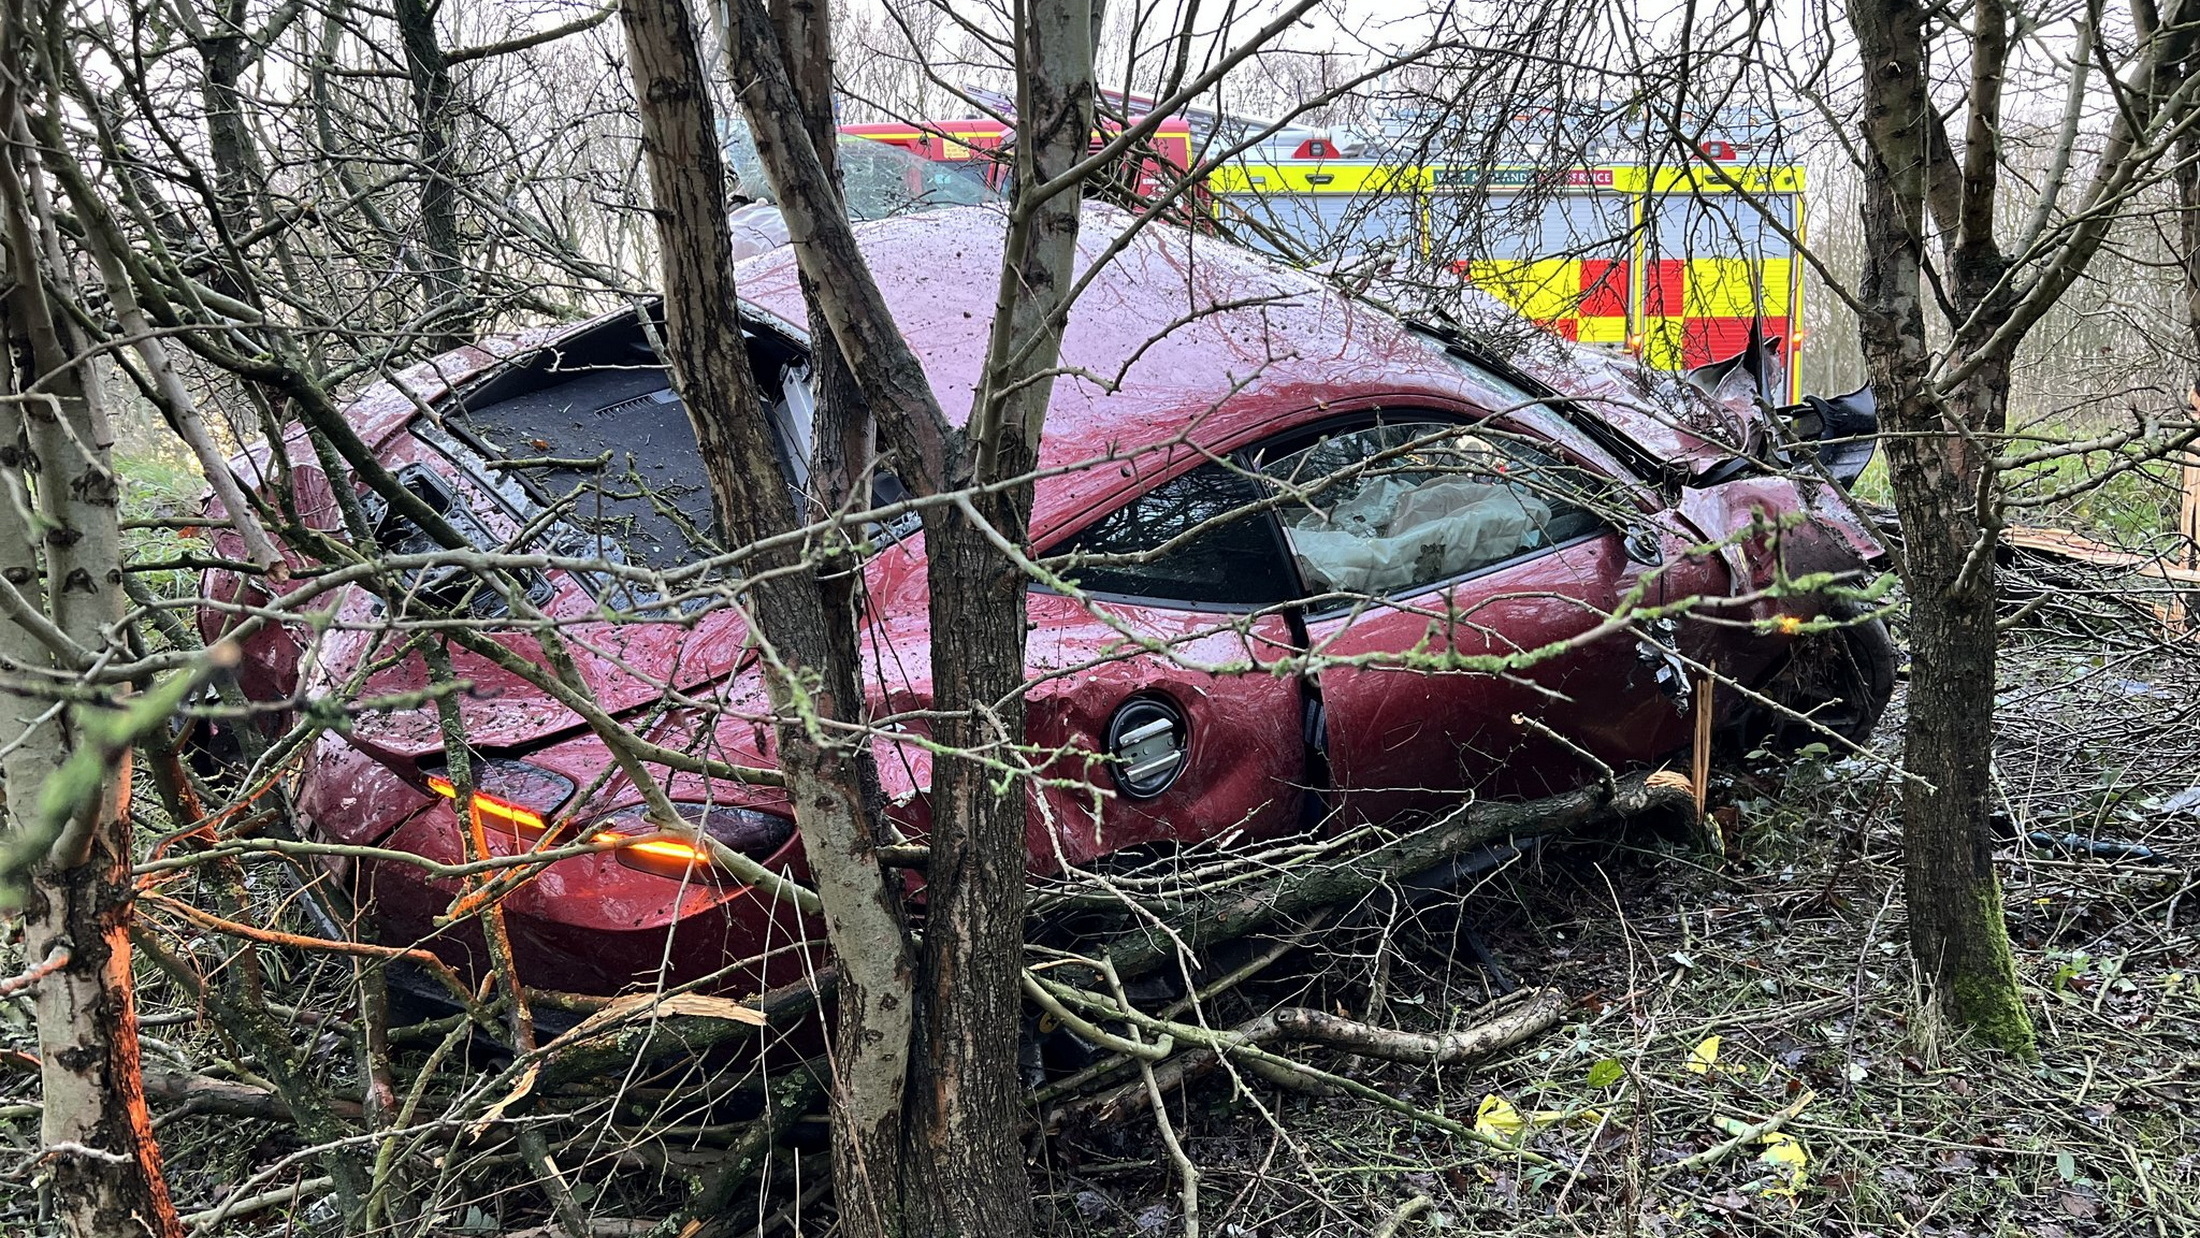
[203,205,1892,999]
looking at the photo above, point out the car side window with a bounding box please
[1255,420,1604,599]
[1053,463,1298,607]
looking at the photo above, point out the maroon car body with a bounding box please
[203,206,1887,998]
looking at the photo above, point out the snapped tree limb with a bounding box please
[1101,772,1693,980]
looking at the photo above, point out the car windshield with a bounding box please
[722,127,996,220]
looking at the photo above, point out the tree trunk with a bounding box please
[193,0,261,233]
[0,66,184,1234]
[1847,0,2034,1053]
[615,4,917,1236]
[1881,372,2033,1051]
[715,0,1102,1223]
[902,2,1095,1230]
[395,0,475,349]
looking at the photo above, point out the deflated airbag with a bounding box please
[1290,477,1552,594]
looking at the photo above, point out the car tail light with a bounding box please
[422,759,577,840]
[593,804,797,881]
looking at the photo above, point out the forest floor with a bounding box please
[6,523,2198,1238]
[1036,562,2200,1238]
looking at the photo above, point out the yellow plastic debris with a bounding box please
[1754,1130,1810,1197]
[1686,1035,1723,1074]
[1471,1095,1601,1148]
[1708,1098,1814,1199]
[1473,1094,1528,1143]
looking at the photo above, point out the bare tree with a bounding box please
[619,0,1114,1221]
[1,9,181,1231]
[1842,0,2200,1049]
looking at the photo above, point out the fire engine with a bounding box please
[1206,143,1806,401]
[840,106,1805,399]
[838,113,1195,204]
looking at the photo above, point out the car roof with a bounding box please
[734,204,1550,540]
[324,205,1644,547]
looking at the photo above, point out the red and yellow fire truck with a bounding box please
[840,121,1805,398]
[1206,154,1807,400]
[838,115,1195,203]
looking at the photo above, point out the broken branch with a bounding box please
[1101,773,1691,980]
[0,944,68,997]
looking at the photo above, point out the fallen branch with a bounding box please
[1043,981,1565,1164]
[1373,1194,1433,1238]
[1100,772,1691,980]
[649,1067,824,1238]
[1030,909,1338,1110]
[142,1072,364,1122]
[1262,987,1567,1066]
[1056,988,1561,1127]
[184,1175,336,1232]
[529,978,825,1091]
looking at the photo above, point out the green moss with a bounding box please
[1950,969,2037,1055]
[1944,880,2038,1057]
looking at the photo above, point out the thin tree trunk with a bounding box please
[2179,90,2200,360]
[902,1,1096,1230]
[768,0,874,538]
[616,4,917,1236]
[0,49,183,1233]
[194,0,261,233]
[395,0,475,348]
[718,0,1100,1222]
[1847,0,2034,1053]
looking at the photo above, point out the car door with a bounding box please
[1025,459,1312,870]
[1252,415,1685,816]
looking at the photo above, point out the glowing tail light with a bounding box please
[426,775,550,838]
[597,830,716,880]
[594,805,794,882]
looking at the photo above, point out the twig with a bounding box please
[1024,969,1172,1061]
[1373,1193,1433,1238]
[0,944,68,997]
[183,1176,336,1231]
[1031,909,1335,1109]
[1041,980,1561,1164]
[1653,1089,1815,1178]
[1105,958,1199,1238]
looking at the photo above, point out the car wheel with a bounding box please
[1731,602,1898,753]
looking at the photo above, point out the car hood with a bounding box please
[1398,286,1766,476]
[327,607,760,760]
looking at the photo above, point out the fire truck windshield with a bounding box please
[722,125,996,221]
